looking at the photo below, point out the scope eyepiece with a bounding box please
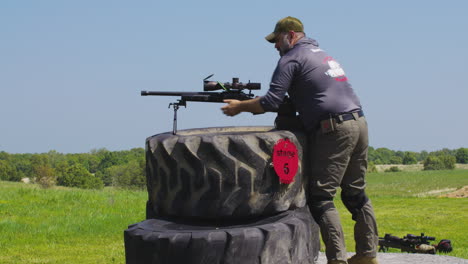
[244,82,261,90]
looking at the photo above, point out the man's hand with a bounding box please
[221,99,242,116]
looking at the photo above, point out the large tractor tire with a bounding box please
[145,126,308,219]
[124,207,320,264]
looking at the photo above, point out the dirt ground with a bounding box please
[440,186,468,198]
[316,252,468,264]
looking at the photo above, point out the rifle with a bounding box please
[141,75,261,135]
[378,233,452,254]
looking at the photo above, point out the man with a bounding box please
[221,17,379,264]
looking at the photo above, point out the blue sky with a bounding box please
[1,0,467,153]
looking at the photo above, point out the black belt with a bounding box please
[317,110,364,127]
[331,110,364,123]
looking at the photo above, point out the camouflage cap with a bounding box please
[265,16,304,43]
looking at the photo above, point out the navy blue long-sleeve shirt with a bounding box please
[260,38,362,131]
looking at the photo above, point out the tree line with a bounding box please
[0,148,145,189]
[368,147,468,171]
[1,147,467,189]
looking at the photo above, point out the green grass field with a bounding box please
[337,169,468,259]
[0,182,146,263]
[1,169,467,263]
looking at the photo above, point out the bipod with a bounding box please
[168,100,186,135]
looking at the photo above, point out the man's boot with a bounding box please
[347,255,378,264]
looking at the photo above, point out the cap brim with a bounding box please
[265,32,277,43]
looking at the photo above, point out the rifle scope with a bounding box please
[204,77,261,91]
[406,234,435,241]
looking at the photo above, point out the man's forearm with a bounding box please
[239,97,265,114]
[221,97,265,116]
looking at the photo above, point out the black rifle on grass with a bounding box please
[141,75,261,135]
[378,233,452,254]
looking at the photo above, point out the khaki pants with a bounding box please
[307,116,378,262]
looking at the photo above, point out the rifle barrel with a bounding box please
[141,91,203,96]
[141,90,255,103]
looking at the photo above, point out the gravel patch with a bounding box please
[316,252,468,264]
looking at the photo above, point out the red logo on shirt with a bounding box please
[323,56,348,82]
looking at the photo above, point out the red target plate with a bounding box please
[272,138,298,184]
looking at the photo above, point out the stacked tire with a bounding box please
[124,126,320,264]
